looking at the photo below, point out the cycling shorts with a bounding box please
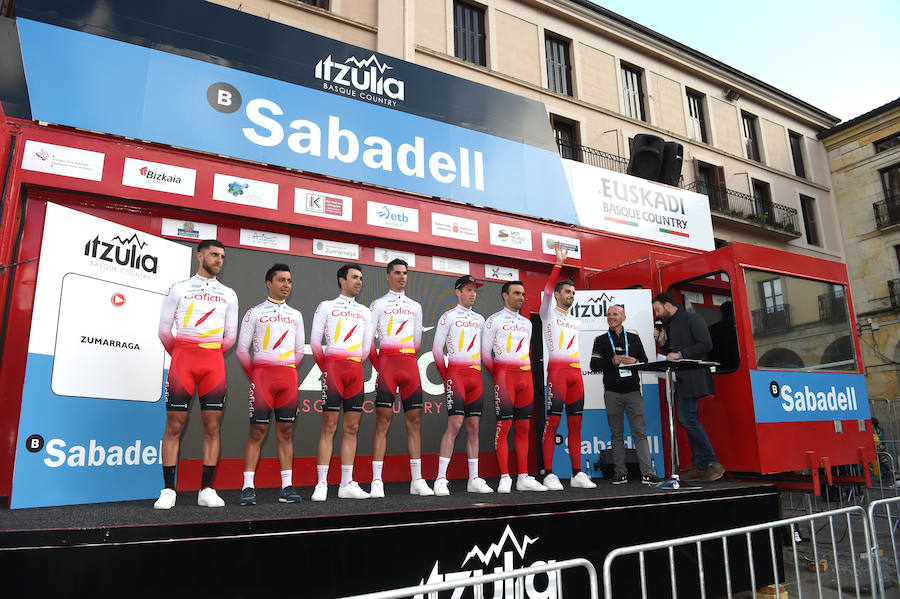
[445,366,484,418]
[546,366,585,417]
[249,366,299,424]
[375,353,423,412]
[493,366,534,421]
[322,358,365,413]
[166,346,226,412]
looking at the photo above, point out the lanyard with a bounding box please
[607,330,628,357]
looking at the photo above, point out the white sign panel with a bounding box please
[21,140,105,181]
[563,159,714,251]
[541,232,582,259]
[432,256,470,275]
[313,238,359,260]
[489,223,533,252]
[161,218,217,240]
[431,212,479,242]
[294,188,353,222]
[374,247,416,267]
[239,229,290,251]
[122,158,196,196]
[367,201,419,232]
[212,173,279,210]
[569,289,656,410]
[484,264,520,281]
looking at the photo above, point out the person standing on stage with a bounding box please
[539,243,597,490]
[155,239,238,509]
[310,264,374,501]
[482,280,547,493]
[235,264,305,506]
[652,292,724,482]
[590,304,662,485]
[368,259,433,497]
[431,275,493,495]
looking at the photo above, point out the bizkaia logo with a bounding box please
[138,165,182,184]
[315,54,405,106]
[123,158,196,196]
[84,232,158,273]
[413,525,562,599]
[570,293,614,318]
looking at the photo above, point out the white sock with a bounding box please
[468,459,479,480]
[410,458,422,481]
[372,460,384,482]
[317,465,329,485]
[437,456,451,480]
[243,471,254,489]
[280,470,292,489]
[340,464,353,487]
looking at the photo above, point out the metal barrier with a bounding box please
[338,557,598,599]
[602,506,877,599]
[868,496,900,599]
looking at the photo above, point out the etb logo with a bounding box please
[207,82,242,113]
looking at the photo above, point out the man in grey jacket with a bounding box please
[652,292,724,482]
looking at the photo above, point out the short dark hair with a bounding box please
[652,292,677,306]
[197,239,224,252]
[501,280,524,297]
[555,279,575,293]
[337,263,363,288]
[386,258,408,273]
[266,263,291,282]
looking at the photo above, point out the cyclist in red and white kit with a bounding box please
[368,259,432,497]
[310,264,374,501]
[431,275,493,495]
[155,240,238,509]
[482,281,548,493]
[236,264,305,505]
[539,243,597,490]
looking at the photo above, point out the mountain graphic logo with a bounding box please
[112,234,149,249]
[344,54,393,73]
[462,525,538,566]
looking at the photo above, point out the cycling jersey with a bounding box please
[481,308,532,374]
[236,298,305,376]
[432,304,485,380]
[309,295,373,366]
[158,274,239,352]
[370,291,423,411]
[539,265,580,371]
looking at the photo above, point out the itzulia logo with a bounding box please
[414,525,561,599]
[570,293,615,318]
[84,232,158,273]
[315,54,405,101]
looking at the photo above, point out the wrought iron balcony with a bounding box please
[685,181,800,236]
[890,279,900,308]
[555,139,629,174]
[751,304,791,334]
[818,292,847,322]
[874,195,900,228]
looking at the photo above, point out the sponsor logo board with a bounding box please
[239,229,290,251]
[750,370,870,423]
[294,187,352,222]
[541,232,581,259]
[489,223,533,251]
[21,140,105,181]
[212,173,279,210]
[432,256,469,275]
[374,247,415,267]
[484,264,519,282]
[431,212,479,243]
[367,201,419,232]
[122,157,196,196]
[313,239,359,260]
[161,218,217,240]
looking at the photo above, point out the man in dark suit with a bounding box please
[652,292,724,482]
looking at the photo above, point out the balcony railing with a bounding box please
[874,195,900,228]
[751,304,791,334]
[818,292,847,322]
[555,139,629,174]
[890,279,900,308]
[685,181,800,235]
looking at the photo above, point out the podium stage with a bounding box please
[0,479,781,597]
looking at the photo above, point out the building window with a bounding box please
[742,111,761,162]
[788,131,806,178]
[621,63,645,121]
[752,179,773,221]
[298,0,329,8]
[550,114,579,161]
[453,1,486,67]
[799,194,820,246]
[686,89,708,143]
[875,132,900,153]
[881,163,900,199]
[545,34,572,96]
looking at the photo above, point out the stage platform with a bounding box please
[1,478,781,597]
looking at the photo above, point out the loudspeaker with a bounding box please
[626,134,665,180]
[657,141,684,186]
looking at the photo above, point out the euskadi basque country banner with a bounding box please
[13,0,577,225]
[11,204,191,508]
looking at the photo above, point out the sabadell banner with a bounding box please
[11,204,192,508]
